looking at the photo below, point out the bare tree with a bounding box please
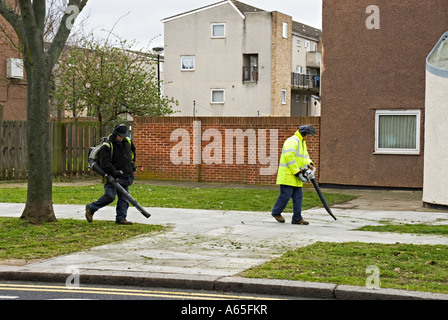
[0,0,88,224]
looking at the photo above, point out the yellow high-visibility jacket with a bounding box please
[276,130,314,187]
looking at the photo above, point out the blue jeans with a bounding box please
[272,185,303,222]
[87,179,132,222]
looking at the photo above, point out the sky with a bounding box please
[76,0,322,50]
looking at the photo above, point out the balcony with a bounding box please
[291,73,320,91]
[306,51,321,68]
[242,66,258,83]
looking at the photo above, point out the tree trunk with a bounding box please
[0,0,88,224]
[20,51,56,224]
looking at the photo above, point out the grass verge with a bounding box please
[357,223,448,236]
[243,223,448,293]
[0,183,356,212]
[0,218,164,261]
[241,241,448,293]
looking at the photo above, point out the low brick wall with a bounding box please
[133,116,320,185]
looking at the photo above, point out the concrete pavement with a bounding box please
[0,185,448,300]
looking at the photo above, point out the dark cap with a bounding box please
[113,124,128,138]
[299,125,318,136]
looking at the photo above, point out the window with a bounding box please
[211,23,225,38]
[282,23,288,38]
[181,56,195,71]
[305,40,311,51]
[242,54,258,82]
[375,110,420,155]
[295,94,300,102]
[211,89,225,104]
[281,89,287,104]
[296,38,301,46]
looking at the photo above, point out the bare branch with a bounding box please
[0,0,25,38]
[33,0,45,34]
[46,0,87,74]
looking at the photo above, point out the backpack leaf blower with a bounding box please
[88,156,151,219]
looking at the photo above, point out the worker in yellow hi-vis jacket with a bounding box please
[272,125,317,225]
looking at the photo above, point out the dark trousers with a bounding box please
[272,185,303,222]
[87,179,132,222]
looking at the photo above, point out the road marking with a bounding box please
[0,295,19,299]
[0,283,283,300]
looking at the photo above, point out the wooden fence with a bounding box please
[0,121,121,181]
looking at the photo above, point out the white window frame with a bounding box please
[181,56,195,71]
[282,23,288,38]
[211,89,225,104]
[374,109,421,155]
[296,38,301,47]
[305,40,311,51]
[211,23,226,38]
[281,89,287,104]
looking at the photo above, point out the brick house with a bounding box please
[320,0,448,188]
[0,0,27,121]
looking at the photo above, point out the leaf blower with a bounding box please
[298,166,337,221]
[88,152,151,219]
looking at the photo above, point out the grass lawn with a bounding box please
[0,182,356,212]
[0,217,164,261]
[242,223,448,294]
[358,223,448,236]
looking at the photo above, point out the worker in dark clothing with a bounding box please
[85,124,137,225]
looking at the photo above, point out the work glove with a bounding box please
[112,170,124,179]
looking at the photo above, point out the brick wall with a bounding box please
[321,0,448,188]
[0,6,27,121]
[270,11,293,116]
[133,116,320,185]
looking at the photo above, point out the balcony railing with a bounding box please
[242,66,258,83]
[291,73,320,90]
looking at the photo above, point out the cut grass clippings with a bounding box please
[0,218,164,261]
[241,241,448,294]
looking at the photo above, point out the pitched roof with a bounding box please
[231,0,265,14]
[162,0,322,41]
[292,21,322,41]
[161,1,238,22]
